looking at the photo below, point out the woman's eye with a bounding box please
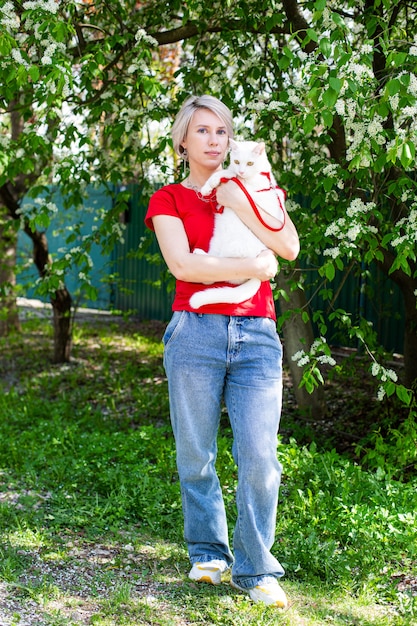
[217,129,226,135]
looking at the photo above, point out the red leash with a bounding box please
[218,176,286,232]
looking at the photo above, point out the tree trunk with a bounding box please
[0,101,73,362]
[399,282,417,388]
[376,249,417,388]
[276,268,328,420]
[0,206,20,335]
[25,226,73,363]
[51,288,73,363]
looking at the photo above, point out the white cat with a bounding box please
[189,139,286,309]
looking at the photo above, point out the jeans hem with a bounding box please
[190,555,233,567]
[231,575,281,589]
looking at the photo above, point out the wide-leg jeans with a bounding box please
[163,311,285,588]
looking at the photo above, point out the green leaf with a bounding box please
[307,28,318,43]
[325,263,335,281]
[319,38,332,58]
[303,113,316,134]
[386,78,401,96]
[322,88,338,108]
[322,110,334,128]
[278,56,291,70]
[396,385,412,406]
[323,177,333,192]
[16,65,28,87]
[385,382,396,397]
[329,77,342,92]
[331,12,345,28]
[400,142,415,169]
[302,311,310,324]
[52,21,69,43]
[283,46,295,60]
[29,65,40,82]
[0,33,14,56]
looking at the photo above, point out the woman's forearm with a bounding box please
[152,214,279,284]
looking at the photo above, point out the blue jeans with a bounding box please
[163,312,285,588]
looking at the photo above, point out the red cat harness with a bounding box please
[215,173,287,232]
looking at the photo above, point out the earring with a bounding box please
[182,149,188,176]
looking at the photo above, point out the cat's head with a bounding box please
[228,139,268,178]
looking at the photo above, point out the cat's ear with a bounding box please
[254,141,266,155]
[229,138,238,150]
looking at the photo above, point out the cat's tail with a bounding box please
[190,279,261,309]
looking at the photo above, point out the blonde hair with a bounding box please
[171,95,234,157]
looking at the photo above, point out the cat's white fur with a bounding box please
[189,139,285,309]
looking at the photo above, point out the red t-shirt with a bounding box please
[145,183,277,320]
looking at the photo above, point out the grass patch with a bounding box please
[0,314,416,625]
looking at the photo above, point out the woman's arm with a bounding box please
[216,180,300,261]
[152,214,278,283]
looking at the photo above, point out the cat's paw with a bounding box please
[193,248,207,255]
[200,183,213,196]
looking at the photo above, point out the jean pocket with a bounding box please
[162,311,187,348]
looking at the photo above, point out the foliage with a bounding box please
[1,1,417,389]
[0,315,416,624]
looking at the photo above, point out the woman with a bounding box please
[145,95,299,608]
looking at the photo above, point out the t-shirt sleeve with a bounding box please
[145,187,179,230]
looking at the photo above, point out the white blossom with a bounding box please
[287,89,301,106]
[408,74,417,97]
[389,93,400,111]
[323,247,341,258]
[11,48,29,68]
[135,28,158,47]
[371,362,398,383]
[377,386,386,401]
[346,198,375,218]
[323,163,339,177]
[0,1,19,30]
[318,354,336,366]
[371,362,380,377]
[335,99,345,116]
[22,0,58,14]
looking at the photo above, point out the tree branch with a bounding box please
[281,0,318,53]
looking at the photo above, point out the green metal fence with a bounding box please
[110,184,173,321]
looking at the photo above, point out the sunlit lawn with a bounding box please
[0,312,415,625]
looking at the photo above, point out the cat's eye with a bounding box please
[247,161,254,166]
[234,160,240,164]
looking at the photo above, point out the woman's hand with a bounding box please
[215,179,245,211]
[253,249,279,281]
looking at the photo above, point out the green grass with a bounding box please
[0,314,416,625]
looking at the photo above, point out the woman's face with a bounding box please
[181,108,229,173]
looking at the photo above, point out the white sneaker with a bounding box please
[188,559,229,585]
[231,578,288,608]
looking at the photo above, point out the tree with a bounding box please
[0,0,416,411]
